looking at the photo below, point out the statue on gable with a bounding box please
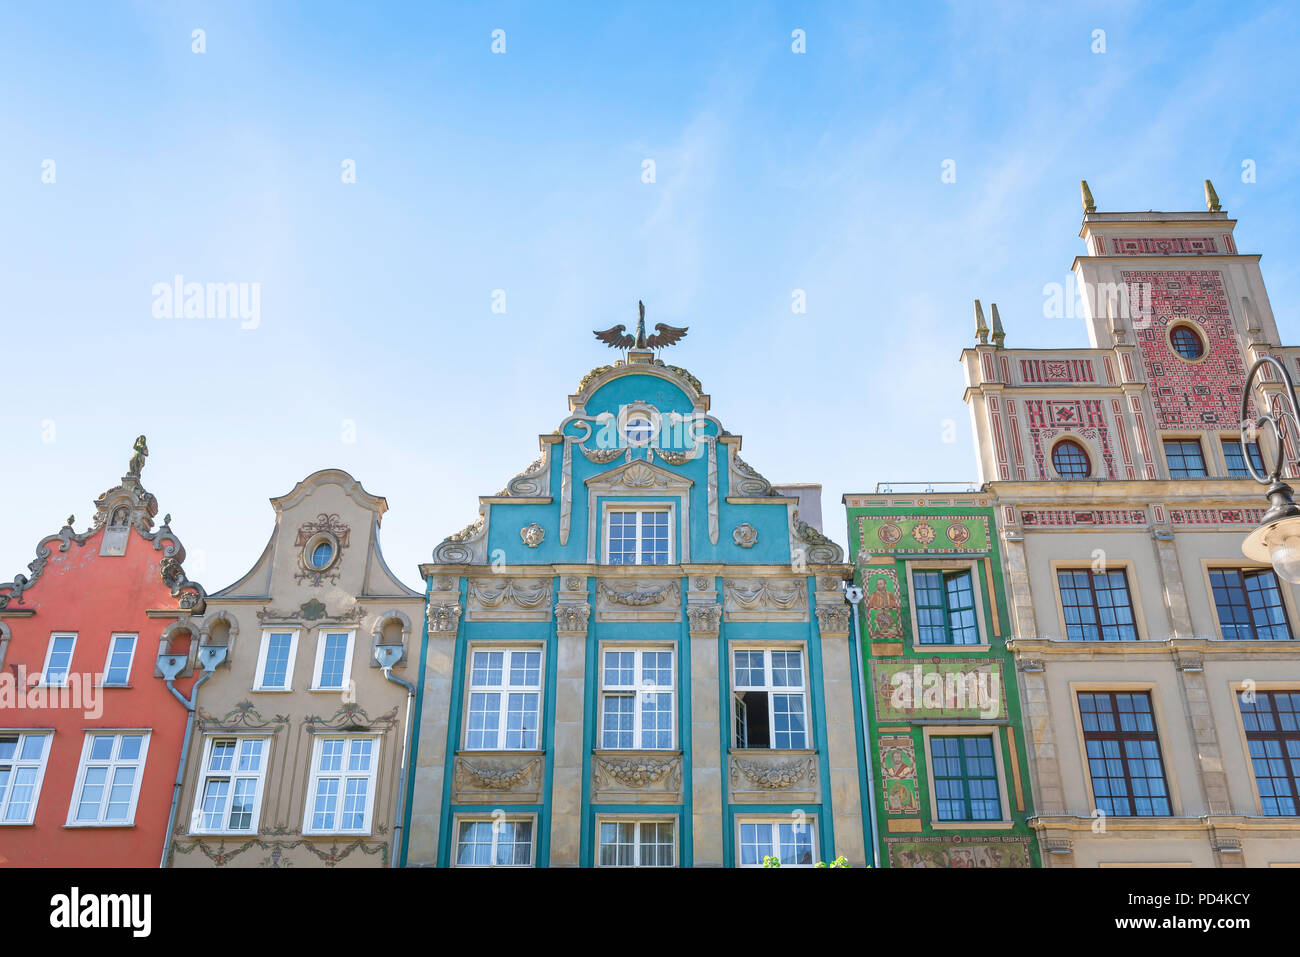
[127,435,149,478]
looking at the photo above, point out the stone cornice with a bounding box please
[1008,637,1300,660]
[418,562,853,578]
[1030,814,1300,834]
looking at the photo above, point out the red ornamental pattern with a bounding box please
[1019,509,1147,527]
[1110,237,1219,256]
[1128,269,1242,428]
[1023,399,1116,479]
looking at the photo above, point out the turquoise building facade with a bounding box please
[400,340,870,866]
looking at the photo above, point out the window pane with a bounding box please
[471,651,503,686]
[733,651,765,688]
[601,694,635,749]
[319,633,349,687]
[105,636,135,684]
[262,633,293,688]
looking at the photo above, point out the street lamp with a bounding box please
[1240,355,1300,583]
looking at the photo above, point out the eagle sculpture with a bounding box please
[594,301,688,350]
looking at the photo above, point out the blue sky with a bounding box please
[2,1,1298,591]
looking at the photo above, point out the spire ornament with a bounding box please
[593,301,689,351]
[1204,179,1222,212]
[974,300,989,345]
[1080,180,1096,213]
[990,303,1006,348]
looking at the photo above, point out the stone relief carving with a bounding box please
[730,756,817,790]
[554,602,591,635]
[257,600,365,624]
[598,579,680,606]
[791,510,845,564]
[497,453,549,497]
[427,602,463,633]
[455,756,541,791]
[519,523,546,547]
[687,603,722,635]
[724,578,806,609]
[433,513,487,564]
[467,577,551,609]
[815,603,851,636]
[733,523,758,548]
[729,451,778,497]
[293,513,350,585]
[580,445,625,464]
[592,755,682,791]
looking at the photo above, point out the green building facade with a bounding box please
[844,488,1040,867]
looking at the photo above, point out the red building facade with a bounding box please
[0,438,206,867]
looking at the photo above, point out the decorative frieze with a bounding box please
[452,754,543,804]
[466,577,552,621]
[727,751,818,801]
[591,752,683,803]
[595,578,681,622]
[722,577,807,622]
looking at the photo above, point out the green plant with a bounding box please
[762,854,852,868]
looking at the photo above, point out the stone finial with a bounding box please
[65,515,74,528]
[1204,179,1222,212]
[163,513,172,526]
[1080,179,1096,213]
[974,300,989,345]
[990,303,1006,348]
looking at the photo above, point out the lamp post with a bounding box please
[1240,355,1300,583]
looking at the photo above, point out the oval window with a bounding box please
[1169,324,1205,361]
[310,541,334,569]
[1052,439,1091,479]
[624,414,655,446]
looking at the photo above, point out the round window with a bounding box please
[1169,324,1205,361]
[624,414,656,446]
[310,540,334,569]
[1052,439,1091,479]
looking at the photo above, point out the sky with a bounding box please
[2,1,1298,593]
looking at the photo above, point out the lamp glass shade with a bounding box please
[1272,535,1300,585]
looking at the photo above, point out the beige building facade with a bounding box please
[964,183,1300,866]
[167,469,424,867]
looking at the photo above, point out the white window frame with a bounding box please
[189,735,271,835]
[603,506,674,566]
[0,731,53,825]
[463,646,544,751]
[599,646,676,750]
[310,630,356,691]
[731,646,810,750]
[102,633,138,686]
[253,629,299,691]
[452,814,536,867]
[595,816,677,867]
[736,816,818,868]
[302,734,380,835]
[40,632,77,688]
[66,731,151,826]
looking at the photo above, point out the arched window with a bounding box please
[1052,440,1091,479]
